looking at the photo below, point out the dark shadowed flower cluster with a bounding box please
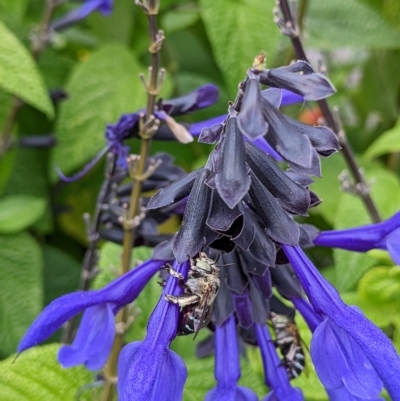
[17,59,400,401]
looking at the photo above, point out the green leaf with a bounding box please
[51,44,147,181]
[309,154,346,224]
[366,249,394,265]
[364,118,400,159]
[0,146,15,195]
[0,0,28,22]
[88,0,134,45]
[2,147,49,199]
[342,291,398,328]
[0,232,42,357]
[93,243,153,289]
[162,6,200,34]
[199,0,280,94]
[308,0,400,49]
[0,195,46,233]
[42,245,81,306]
[358,266,400,305]
[183,356,215,400]
[0,344,93,401]
[0,21,54,117]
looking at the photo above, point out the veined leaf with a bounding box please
[358,266,400,305]
[0,195,46,233]
[0,21,54,117]
[0,232,42,356]
[1,344,93,401]
[51,44,147,182]
[364,118,400,159]
[199,0,280,94]
[308,0,400,49]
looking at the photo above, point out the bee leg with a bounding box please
[164,264,185,286]
[164,293,200,307]
[157,281,166,287]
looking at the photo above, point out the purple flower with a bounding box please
[311,318,383,399]
[118,260,189,401]
[282,245,400,401]
[52,0,113,31]
[314,211,400,265]
[58,85,219,182]
[254,323,303,401]
[205,315,258,401]
[18,259,165,370]
[293,297,385,401]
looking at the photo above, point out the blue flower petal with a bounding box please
[52,0,113,31]
[58,304,115,370]
[310,319,344,390]
[326,386,385,401]
[205,386,258,401]
[314,212,400,255]
[205,315,258,401]
[263,388,303,401]
[255,324,304,401]
[291,297,322,332]
[118,261,189,401]
[385,227,400,265]
[282,245,400,401]
[18,259,164,353]
[281,89,304,106]
[118,342,187,401]
[232,291,253,329]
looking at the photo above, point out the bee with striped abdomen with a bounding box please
[269,312,305,380]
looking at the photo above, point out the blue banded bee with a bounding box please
[270,312,305,380]
[164,252,220,339]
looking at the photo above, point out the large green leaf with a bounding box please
[0,344,93,401]
[199,0,280,94]
[307,0,400,49]
[358,266,400,305]
[51,44,147,181]
[0,195,46,233]
[364,117,400,159]
[0,232,42,356]
[0,21,54,117]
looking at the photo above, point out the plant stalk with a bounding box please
[101,7,163,400]
[278,0,381,223]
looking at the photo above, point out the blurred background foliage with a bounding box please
[0,0,400,400]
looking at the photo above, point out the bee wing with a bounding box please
[192,292,213,340]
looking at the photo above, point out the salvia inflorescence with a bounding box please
[16,8,400,401]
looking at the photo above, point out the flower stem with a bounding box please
[101,4,163,400]
[277,0,381,223]
[0,0,58,157]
